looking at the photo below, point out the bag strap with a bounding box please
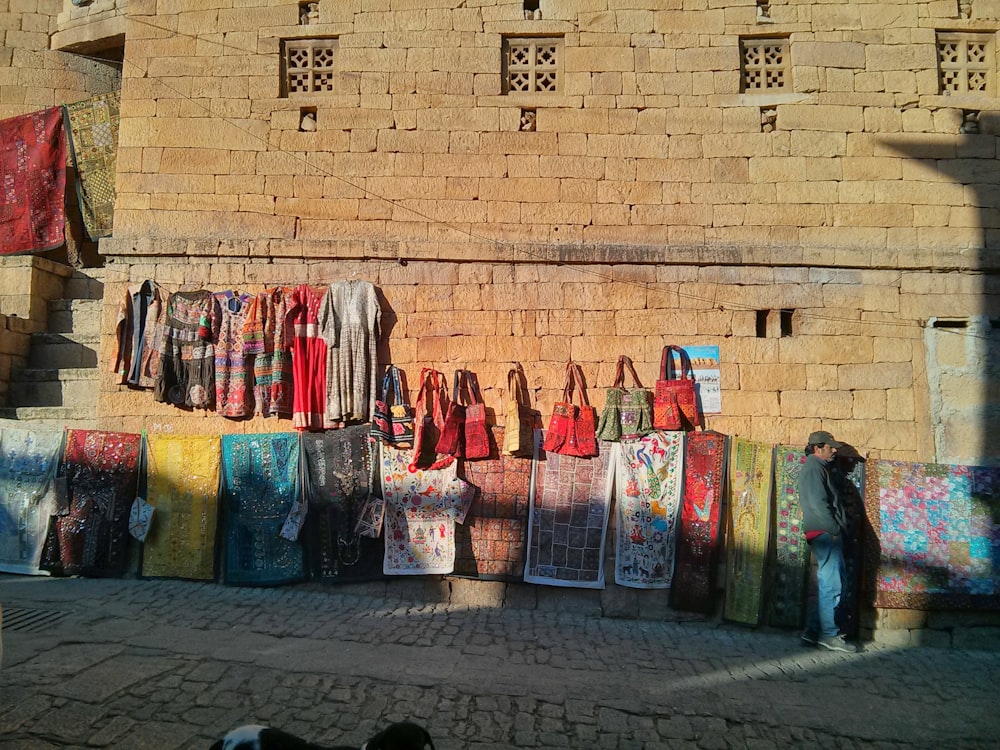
[390,365,405,404]
[561,361,575,403]
[668,346,695,381]
[569,362,589,407]
[612,356,626,389]
[381,367,394,406]
[466,371,483,406]
[508,363,528,406]
[452,369,464,406]
[659,346,672,381]
[621,355,643,388]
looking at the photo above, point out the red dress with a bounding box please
[287,284,328,430]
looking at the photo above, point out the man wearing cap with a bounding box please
[798,430,856,653]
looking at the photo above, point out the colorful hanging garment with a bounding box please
[243,287,294,418]
[319,279,381,425]
[768,445,809,628]
[213,290,254,417]
[0,107,66,256]
[614,431,685,589]
[723,437,774,625]
[865,460,1000,610]
[524,433,614,589]
[112,280,167,389]
[42,430,141,577]
[381,445,474,575]
[63,90,119,240]
[287,284,328,430]
[221,433,304,585]
[0,425,64,575]
[155,290,218,410]
[301,427,383,582]
[671,430,727,613]
[140,434,221,581]
[454,427,531,580]
[834,455,865,639]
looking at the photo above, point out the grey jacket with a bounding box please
[797,454,848,536]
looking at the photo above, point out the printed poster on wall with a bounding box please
[683,345,722,415]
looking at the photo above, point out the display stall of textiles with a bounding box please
[524,432,614,589]
[0,107,66,256]
[221,433,304,586]
[723,437,774,625]
[0,425,65,575]
[454,427,532,580]
[380,446,475,575]
[140,434,222,581]
[613,431,685,589]
[670,431,728,613]
[63,90,120,240]
[301,427,383,582]
[42,430,142,577]
[865,459,1000,610]
[768,445,810,628]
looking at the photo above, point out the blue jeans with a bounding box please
[806,532,845,638]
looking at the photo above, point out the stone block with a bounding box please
[448,578,506,608]
[779,390,854,420]
[837,362,913,390]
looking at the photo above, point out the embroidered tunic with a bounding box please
[242,287,294,418]
[213,290,254,418]
[286,284,328,430]
[155,290,217,410]
[319,279,381,425]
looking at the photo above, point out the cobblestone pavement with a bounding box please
[1,575,999,749]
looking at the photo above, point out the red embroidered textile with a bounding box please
[0,107,67,256]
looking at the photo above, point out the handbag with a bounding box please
[128,433,155,542]
[435,370,467,457]
[371,365,414,448]
[462,370,490,460]
[409,368,453,471]
[502,363,535,457]
[654,345,703,431]
[543,361,598,458]
[596,355,653,442]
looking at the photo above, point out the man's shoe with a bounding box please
[800,632,819,646]
[816,635,856,653]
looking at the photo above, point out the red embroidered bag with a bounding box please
[653,345,703,431]
[543,361,598,458]
[462,370,490,460]
[435,370,466,458]
[410,368,452,471]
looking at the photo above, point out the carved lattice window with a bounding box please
[937,32,994,94]
[504,37,562,94]
[740,37,789,92]
[283,38,338,96]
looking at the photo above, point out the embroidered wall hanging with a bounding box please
[64,91,119,240]
[768,446,809,628]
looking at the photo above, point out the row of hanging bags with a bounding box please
[503,363,536,457]
[436,370,490,460]
[596,355,654,442]
[654,345,703,431]
[543,361,598,458]
[371,364,414,448]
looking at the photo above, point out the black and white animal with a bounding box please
[209,720,435,750]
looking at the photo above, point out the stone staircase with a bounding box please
[1,268,105,429]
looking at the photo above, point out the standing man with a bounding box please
[798,430,856,653]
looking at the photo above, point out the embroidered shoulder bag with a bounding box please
[410,368,452,471]
[371,365,414,448]
[596,355,653,442]
[653,345,703,431]
[543,361,598,458]
[502,363,535,457]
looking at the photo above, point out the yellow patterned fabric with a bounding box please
[141,434,221,580]
[724,437,774,626]
[64,90,120,240]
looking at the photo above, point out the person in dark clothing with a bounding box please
[797,430,857,653]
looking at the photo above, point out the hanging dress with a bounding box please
[155,290,218,410]
[112,279,166,389]
[243,286,294,418]
[213,290,254,418]
[319,279,381,426]
[287,284,328,430]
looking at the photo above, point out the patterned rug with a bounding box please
[724,437,774,625]
[614,431,685,589]
[301,427,383,582]
[454,427,531,580]
[141,435,222,581]
[865,459,1000,610]
[221,433,304,586]
[381,445,474,575]
[670,431,727,614]
[42,430,142,577]
[524,432,614,589]
[0,107,67,255]
[768,446,809,628]
[63,91,119,240]
[0,425,64,575]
